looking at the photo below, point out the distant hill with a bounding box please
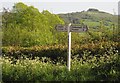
[58,8,117,27]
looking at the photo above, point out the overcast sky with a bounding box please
[0,0,119,15]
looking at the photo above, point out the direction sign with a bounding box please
[55,24,67,32]
[55,23,88,71]
[56,24,88,32]
[70,25,88,32]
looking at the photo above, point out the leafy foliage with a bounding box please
[2,41,119,63]
[2,46,120,82]
[2,3,119,47]
[2,2,65,46]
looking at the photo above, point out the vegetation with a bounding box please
[2,2,66,46]
[1,2,120,82]
[2,46,120,82]
[2,41,119,61]
[2,4,119,46]
[58,8,118,25]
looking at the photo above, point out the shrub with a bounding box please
[2,46,120,82]
[2,41,119,61]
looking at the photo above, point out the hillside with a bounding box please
[58,8,118,27]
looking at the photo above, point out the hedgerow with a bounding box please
[2,41,119,61]
[2,47,120,82]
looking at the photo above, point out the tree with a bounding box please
[2,2,65,46]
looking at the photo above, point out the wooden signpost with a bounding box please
[55,23,88,71]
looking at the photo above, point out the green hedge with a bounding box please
[2,41,119,61]
[2,47,120,82]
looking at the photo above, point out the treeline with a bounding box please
[2,2,119,47]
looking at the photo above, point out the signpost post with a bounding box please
[55,23,88,71]
[68,23,71,71]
